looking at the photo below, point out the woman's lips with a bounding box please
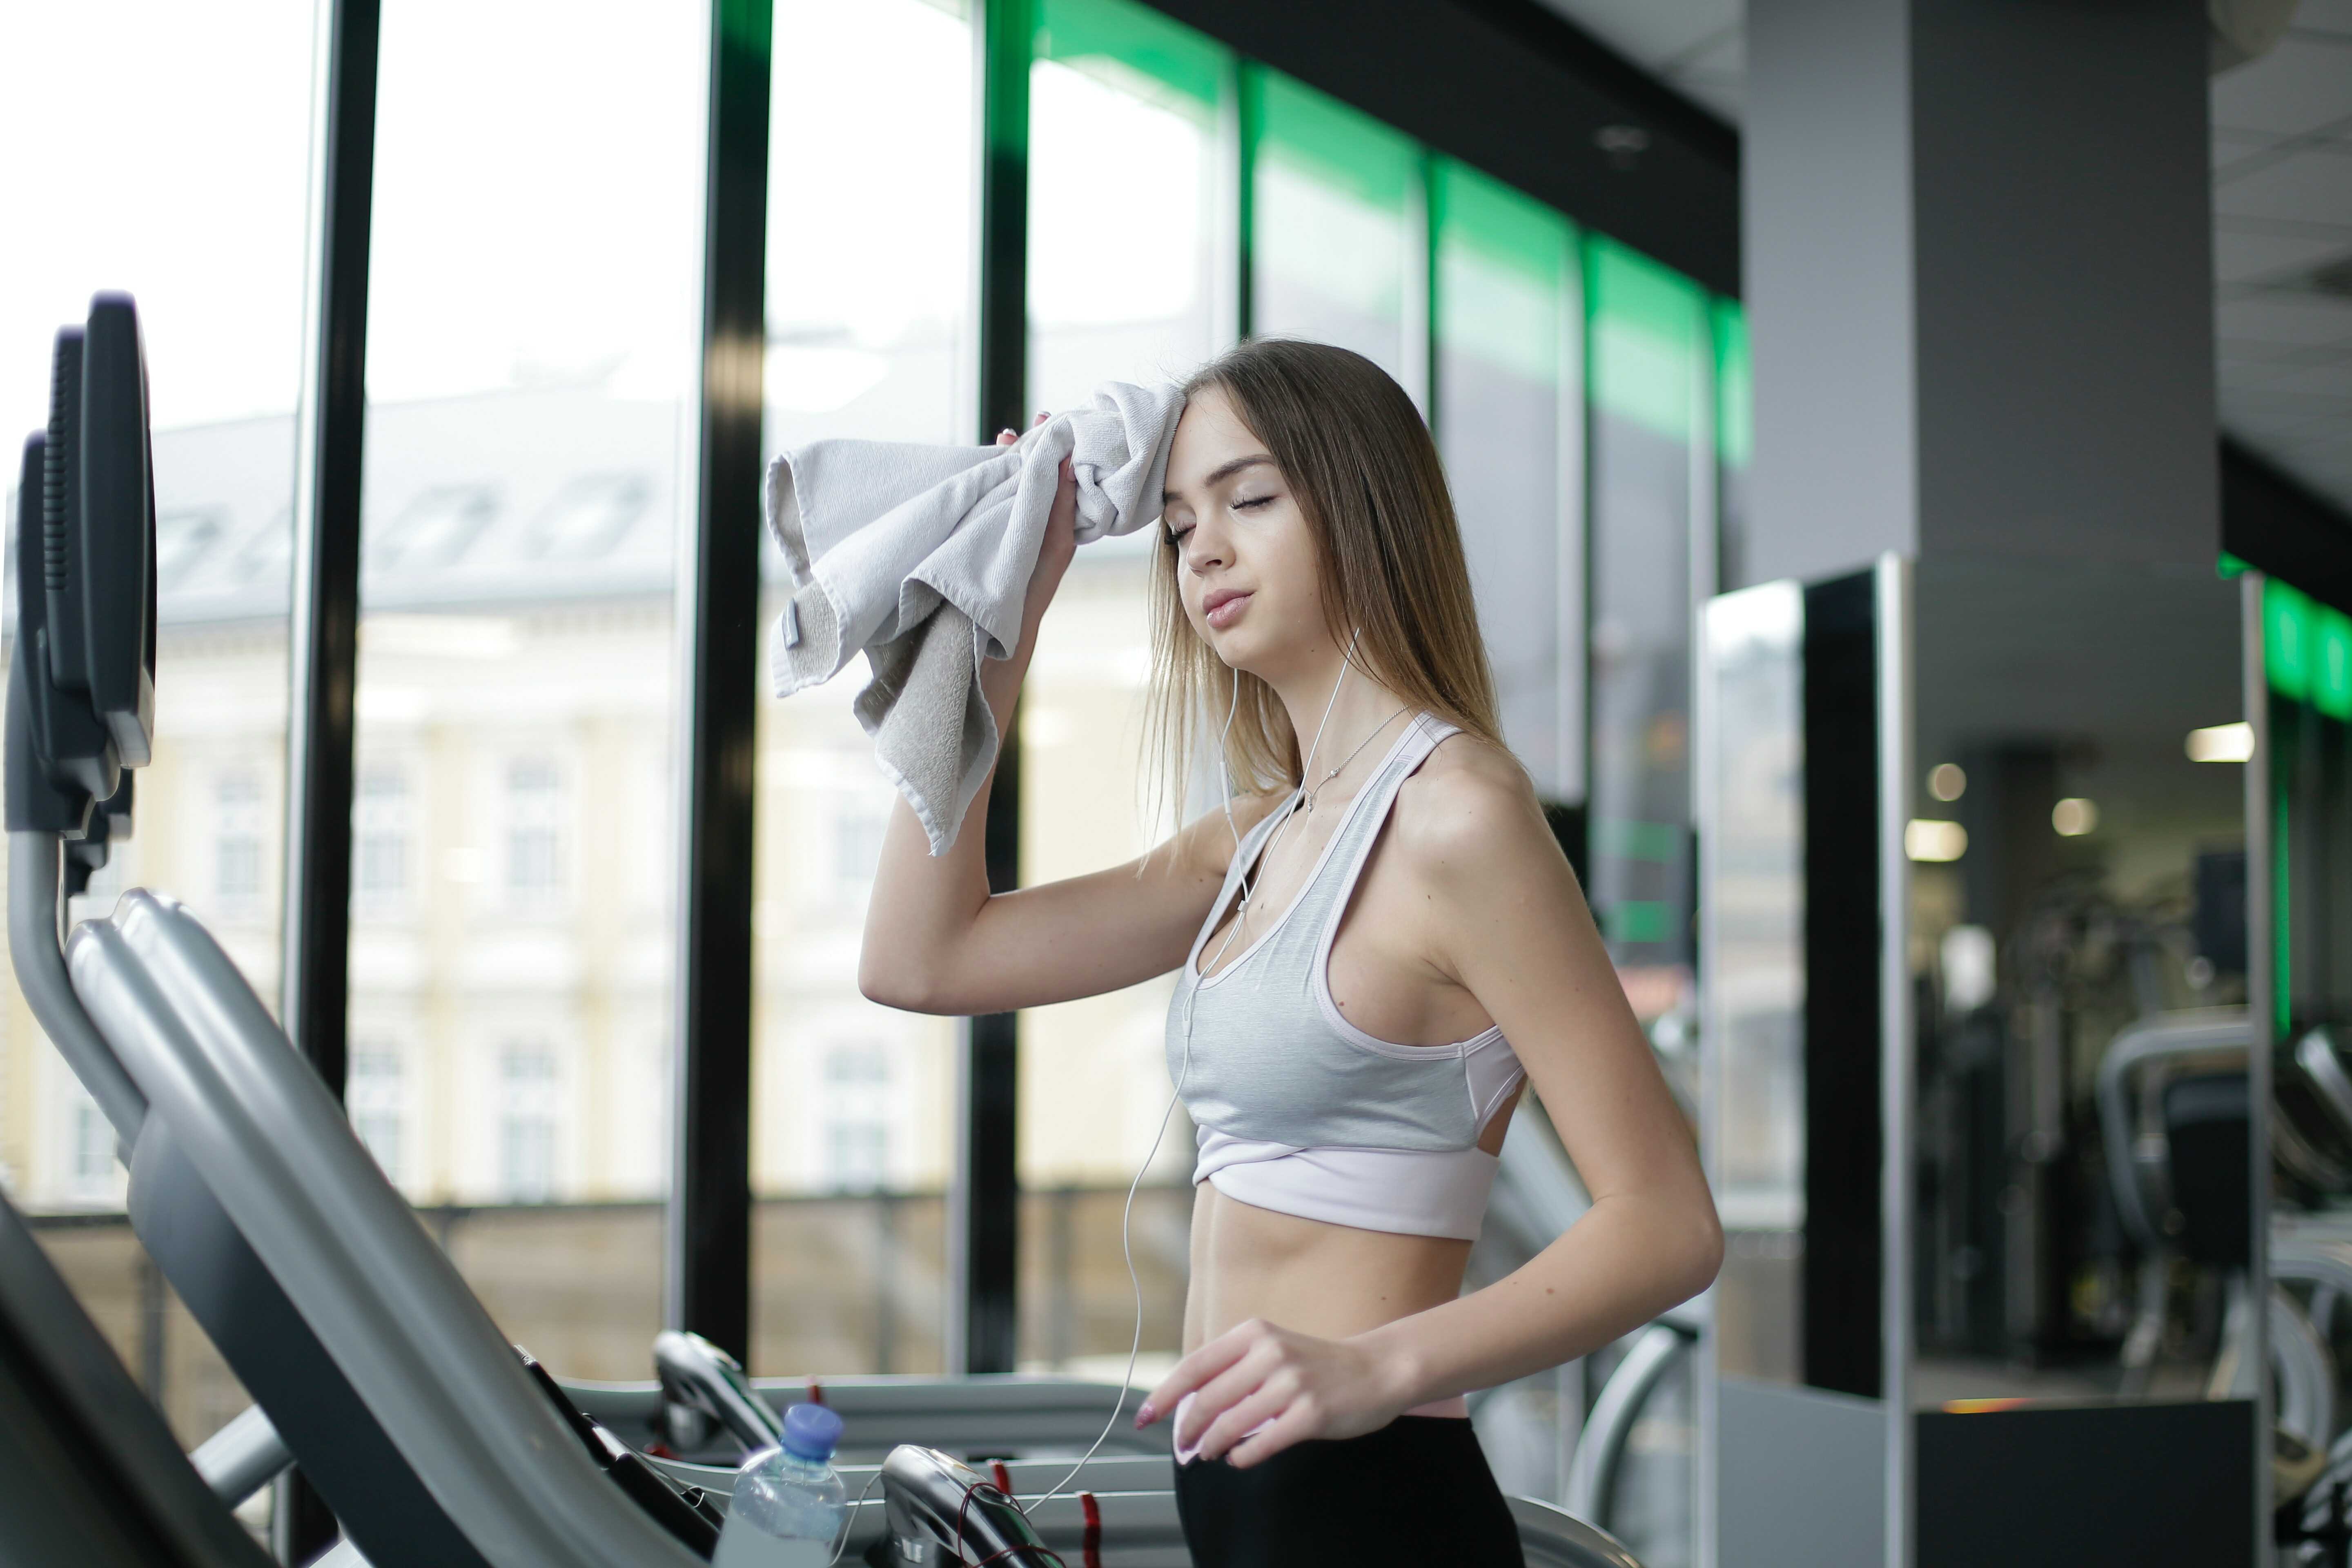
[1205,591,1252,629]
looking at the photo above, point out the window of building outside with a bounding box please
[0,0,310,1453]
[353,0,705,1378]
[1433,158,1581,804]
[348,1043,408,1187]
[1584,235,1708,1032]
[1248,68,1421,398]
[499,1046,561,1203]
[211,768,268,910]
[752,0,975,1379]
[1016,0,1231,1382]
[354,762,413,912]
[503,757,567,906]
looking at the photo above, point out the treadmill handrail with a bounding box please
[1564,1319,1694,1528]
[2094,1009,2252,1248]
[67,890,704,1568]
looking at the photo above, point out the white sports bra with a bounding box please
[1165,713,1526,1243]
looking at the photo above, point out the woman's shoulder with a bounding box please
[1389,727,1550,877]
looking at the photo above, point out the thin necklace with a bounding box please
[1225,631,1412,942]
[1298,703,1409,815]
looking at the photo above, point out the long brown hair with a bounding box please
[1140,337,1510,846]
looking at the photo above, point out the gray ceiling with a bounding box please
[1536,0,2352,521]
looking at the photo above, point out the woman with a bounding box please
[859,339,1720,1566]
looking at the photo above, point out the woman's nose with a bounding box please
[1183,522,1229,572]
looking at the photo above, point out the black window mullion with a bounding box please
[281,0,379,1105]
[668,0,772,1363]
[950,0,1031,1379]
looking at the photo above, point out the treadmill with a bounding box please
[7,293,1642,1568]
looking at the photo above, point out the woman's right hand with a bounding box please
[998,414,1080,612]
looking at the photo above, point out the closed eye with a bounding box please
[1233,494,1276,511]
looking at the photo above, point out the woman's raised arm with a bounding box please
[855,434,1273,1018]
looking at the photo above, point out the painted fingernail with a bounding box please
[1134,1401,1155,1427]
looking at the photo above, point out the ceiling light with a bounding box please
[2052,798,2099,837]
[1906,820,1967,862]
[2185,722,2254,762]
[1927,763,1966,802]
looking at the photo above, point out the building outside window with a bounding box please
[212,768,265,911]
[68,1089,116,1203]
[503,757,565,907]
[498,1045,560,1201]
[354,764,413,913]
[821,1042,894,1192]
[831,798,886,904]
[348,1043,406,1187]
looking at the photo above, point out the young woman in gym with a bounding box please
[859,337,1721,1566]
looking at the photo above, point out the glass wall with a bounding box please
[0,0,316,1456]
[1585,236,1708,1035]
[1016,0,1232,1379]
[751,0,977,1378]
[1247,70,1421,398]
[350,0,708,1377]
[1434,160,1580,802]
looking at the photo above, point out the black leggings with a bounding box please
[1172,1414,1525,1567]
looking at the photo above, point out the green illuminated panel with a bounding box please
[1037,0,1223,117]
[1433,159,1570,385]
[1714,300,1751,469]
[2269,578,2315,702]
[1586,234,1704,441]
[1250,69,1415,210]
[2317,604,2352,722]
[1595,817,1684,864]
[1606,900,1675,945]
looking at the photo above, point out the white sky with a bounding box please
[0,0,707,441]
[0,0,1208,448]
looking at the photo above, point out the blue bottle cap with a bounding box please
[782,1401,844,1461]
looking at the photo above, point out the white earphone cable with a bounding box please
[1028,632,1367,1511]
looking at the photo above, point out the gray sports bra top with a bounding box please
[1165,712,1526,1241]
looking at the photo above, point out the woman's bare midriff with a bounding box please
[1179,1086,1523,1350]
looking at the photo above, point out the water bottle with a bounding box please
[714,1402,848,1568]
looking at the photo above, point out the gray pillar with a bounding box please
[1742,0,2216,589]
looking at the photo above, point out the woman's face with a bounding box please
[1160,384,1327,677]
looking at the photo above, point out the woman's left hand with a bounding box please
[1134,1318,1420,1468]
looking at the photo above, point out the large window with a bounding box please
[1434,160,1581,802]
[1016,0,1234,1380]
[0,0,313,1453]
[351,0,707,1376]
[1247,69,1421,397]
[1585,236,1709,1027]
[751,0,978,1378]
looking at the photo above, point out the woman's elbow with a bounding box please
[858,947,938,1013]
[1671,1199,1725,1304]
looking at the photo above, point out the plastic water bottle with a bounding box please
[714,1402,848,1568]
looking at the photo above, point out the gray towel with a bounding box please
[765,380,1186,855]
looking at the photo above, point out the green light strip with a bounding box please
[1036,0,1224,118]
[1713,300,1751,469]
[1585,234,1703,441]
